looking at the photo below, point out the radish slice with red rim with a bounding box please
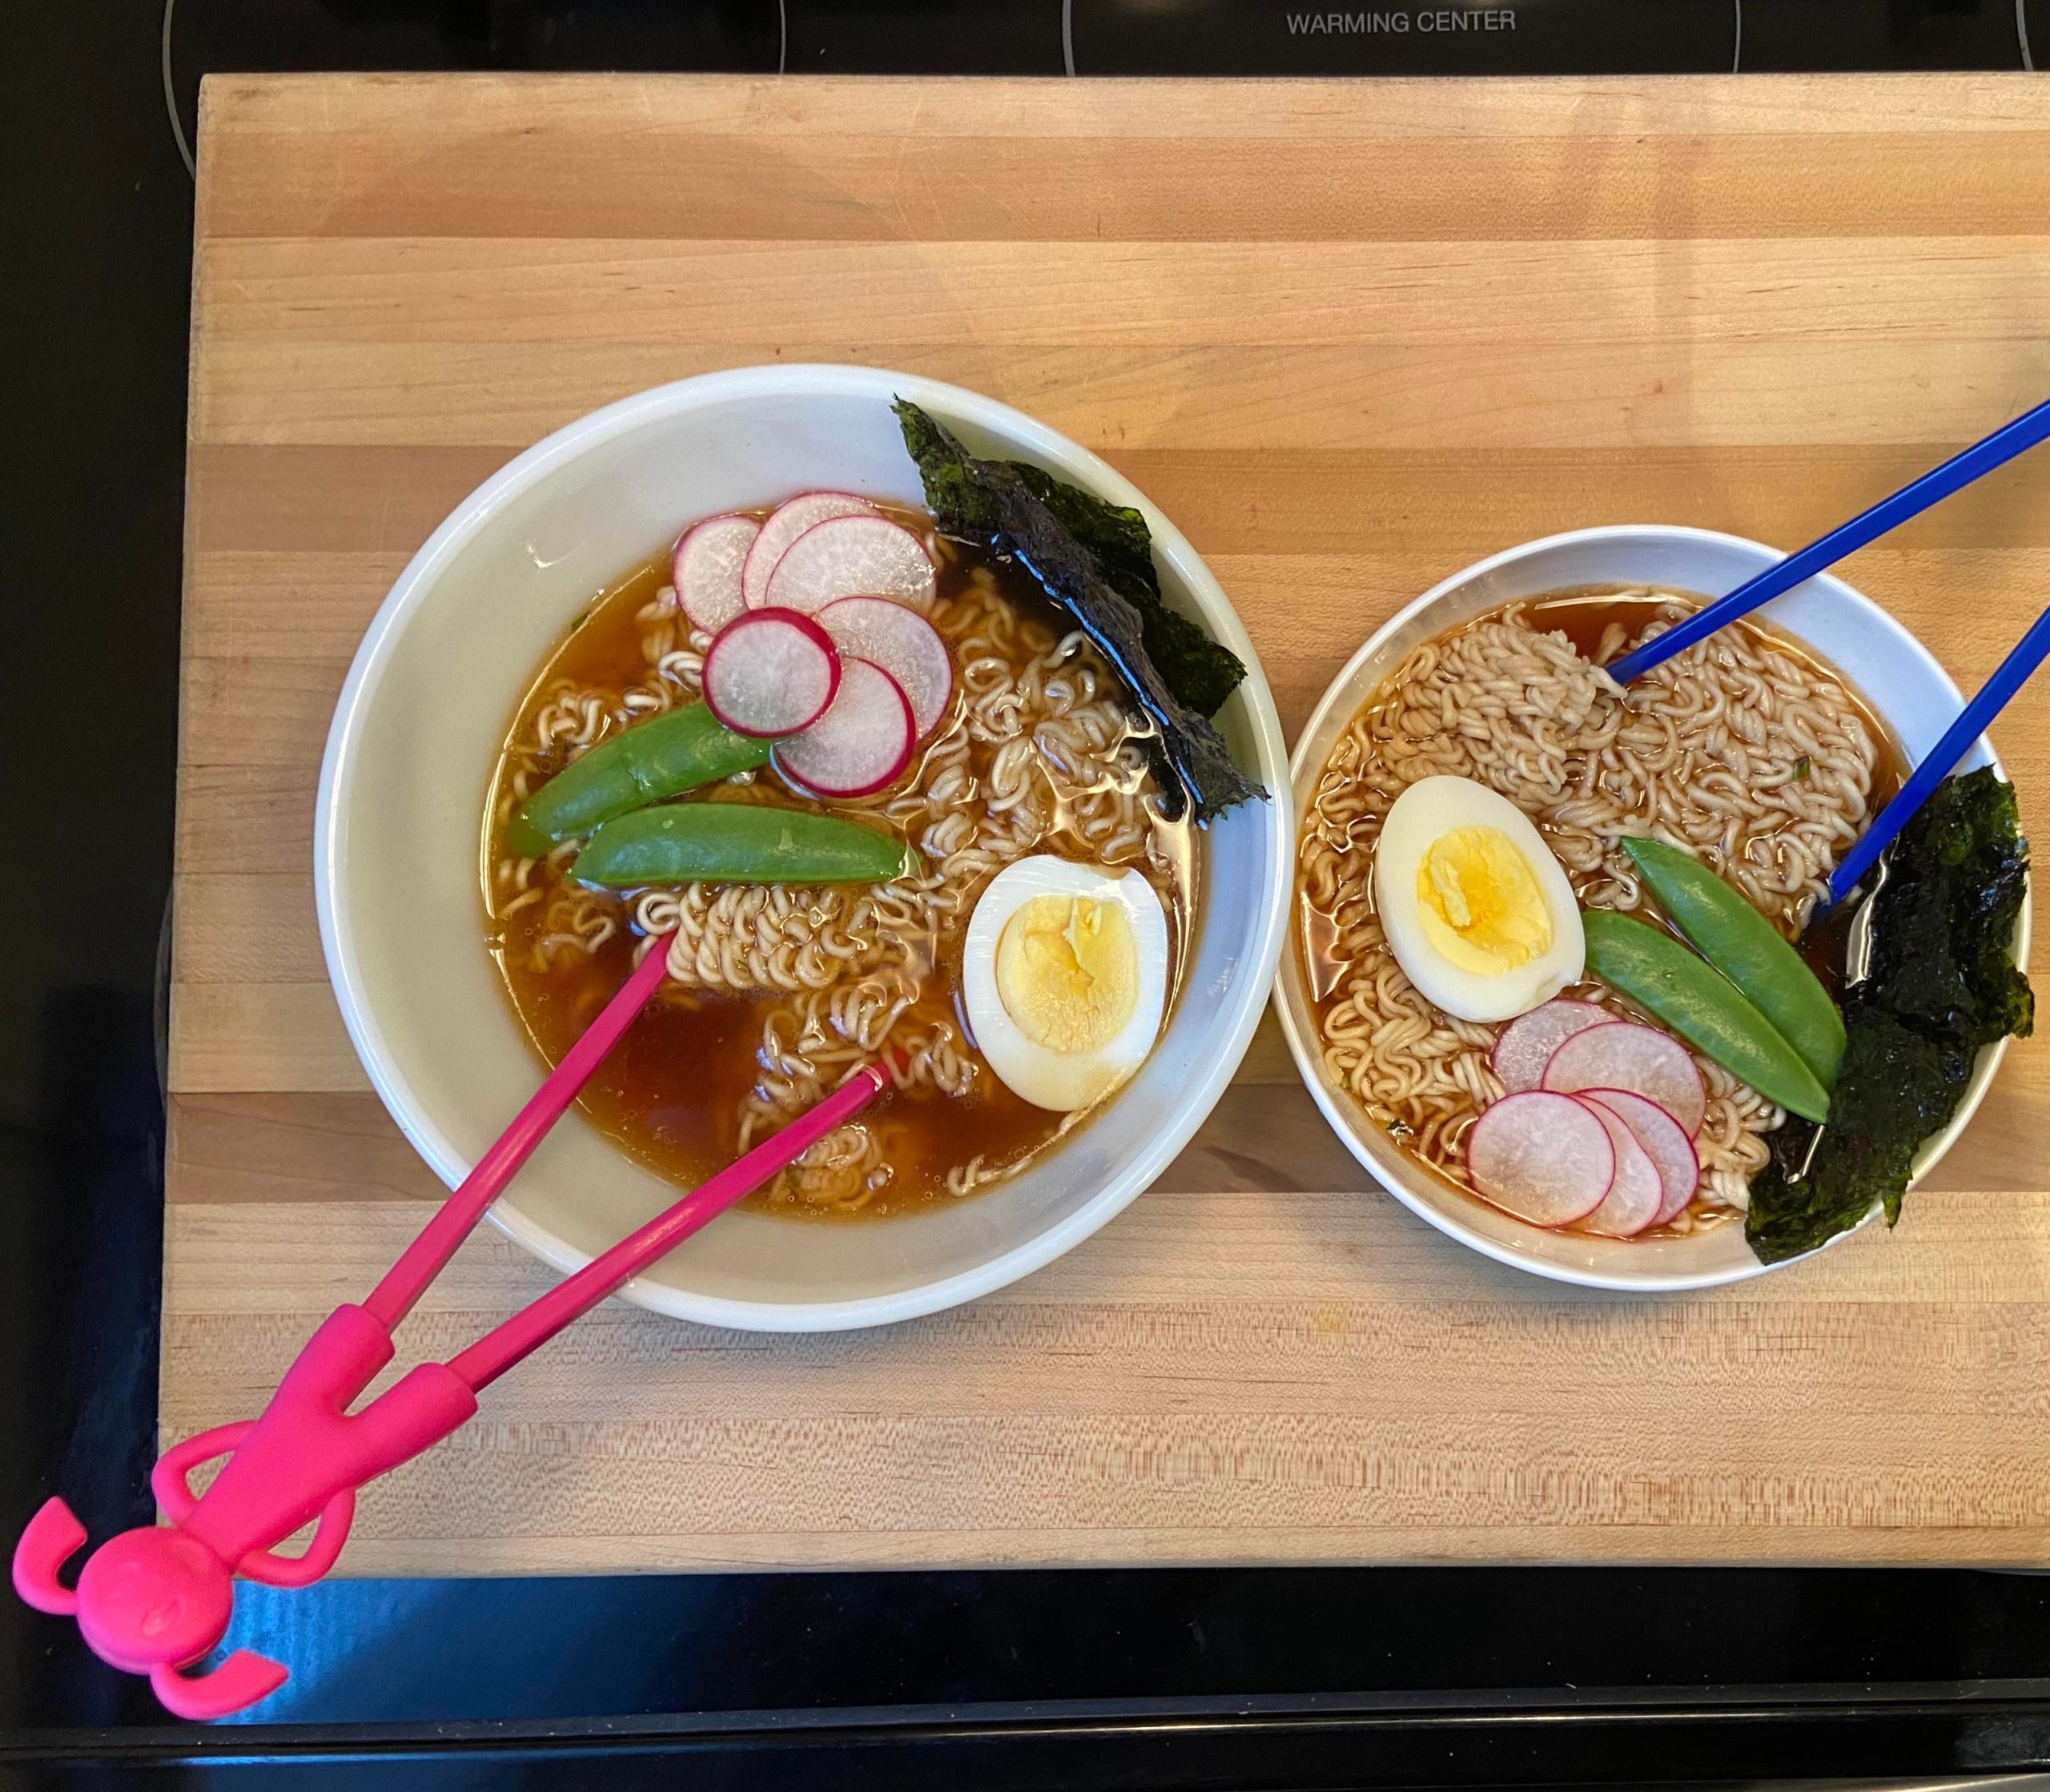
[816,596,953,737]
[1464,1091,1614,1228]
[774,657,915,798]
[1579,1088,1699,1225]
[1490,999,1610,1094]
[742,492,877,610]
[673,513,761,634]
[1542,1021,1707,1138]
[766,514,936,617]
[701,608,842,739]
[1568,1097,1665,1236]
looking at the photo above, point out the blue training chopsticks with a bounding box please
[1824,601,2050,910]
[1600,394,2050,910]
[1606,396,2050,689]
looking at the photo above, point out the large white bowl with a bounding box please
[318,366,1291,1331]
[1274,524,2029,1292]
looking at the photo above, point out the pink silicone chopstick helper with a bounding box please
[11,932,891,1720]
[364,922,677,1331]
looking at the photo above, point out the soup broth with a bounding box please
[484,516,1198,1219]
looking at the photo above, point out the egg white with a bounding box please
[962,856,1171,1112]
[1373,775,1585,1023]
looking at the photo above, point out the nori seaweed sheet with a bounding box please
[1746,767,2032,1264]
[894,400,1262,822]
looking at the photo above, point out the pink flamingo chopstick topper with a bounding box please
[11,935,890,1720]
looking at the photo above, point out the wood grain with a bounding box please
[171,71,2050,1574]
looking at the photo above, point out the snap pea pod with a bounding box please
[1583,909,1832,1123]
[1623,836,1846,1090]
[505,703,771,855]
[572,802,916,888]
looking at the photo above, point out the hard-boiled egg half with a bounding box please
[1374,775,1584,1023]
[963,856,1171,1111]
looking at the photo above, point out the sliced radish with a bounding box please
[673,513,760,633]
[1465,1091,1614,1228]
[1569,1097,1665,1237]
[1490,999,1610,1094]
[766,514,936,617]
[1579,1089,1699,1226]
[742,492,877,610]
[1541,1021,1707,1138]
[774,657,915,798]
[701,609,842,739]
[816,596,953,737]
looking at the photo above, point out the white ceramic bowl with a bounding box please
[318,366,1291,1331]
[1274,525,2029,1292]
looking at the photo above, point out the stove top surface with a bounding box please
[166,0,2037,154]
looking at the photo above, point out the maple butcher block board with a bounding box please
[170,71,2050,1574]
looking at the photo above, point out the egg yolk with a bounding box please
[1413,826,1553,974]
[995,894,1138,1055]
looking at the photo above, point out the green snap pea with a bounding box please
[505,703,771,855]
[1583,909,1832,1123]
[1622,837,1845,1090]
[572,802,916,888]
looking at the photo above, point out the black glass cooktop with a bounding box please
[163,0,2036,151]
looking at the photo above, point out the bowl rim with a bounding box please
[1270,522,2029,1294]
[316,363,1294,1331]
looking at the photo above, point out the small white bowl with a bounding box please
[1274,524,2029,1292]
[317,366,1291,1331]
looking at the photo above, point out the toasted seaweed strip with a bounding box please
[894,400,1248,719]
[1746,767,2032,1264]
[894,400,1263,822]
[1008,464,1248,718]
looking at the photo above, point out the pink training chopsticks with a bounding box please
[11,934,889,1720]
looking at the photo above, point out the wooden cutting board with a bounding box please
[170,71,2050,1574]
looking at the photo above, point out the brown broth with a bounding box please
[483,520,1198,1220]
[1293,587,1909,1239]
